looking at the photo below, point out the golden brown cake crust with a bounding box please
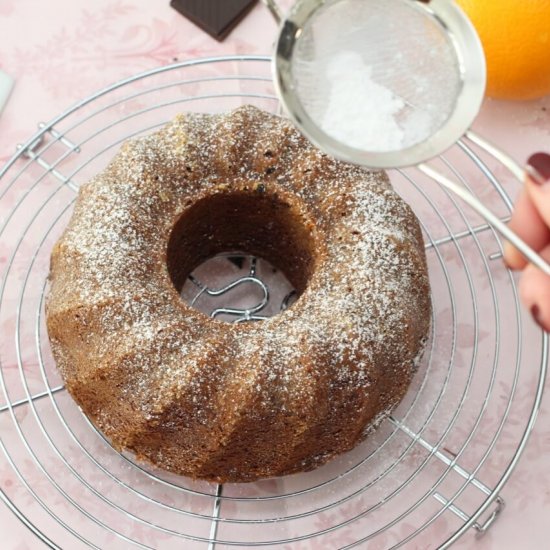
[46,105,431,483]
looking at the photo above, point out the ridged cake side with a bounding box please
[46,106,431,482]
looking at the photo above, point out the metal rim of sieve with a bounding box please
[273,0,487,169]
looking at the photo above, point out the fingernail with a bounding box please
[531,304,547,331]
[527,152,550,186]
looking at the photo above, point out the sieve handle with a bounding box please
[465,130,525,183]
[261,0,283,23]
[418,162,550,277]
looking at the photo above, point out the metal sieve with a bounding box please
[263,0,550,276]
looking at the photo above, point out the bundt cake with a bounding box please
[46,105,431,483]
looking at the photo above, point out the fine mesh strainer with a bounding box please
[268,0,550,276]
[0,56,547,549]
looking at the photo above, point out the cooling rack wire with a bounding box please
[0,56,547,549]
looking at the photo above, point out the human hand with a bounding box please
[504,152,550,331]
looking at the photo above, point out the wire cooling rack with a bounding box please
[0,56,547,549]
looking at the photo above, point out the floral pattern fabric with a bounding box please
[0,0,549,548]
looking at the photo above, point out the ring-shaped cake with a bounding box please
[46,106,430,482]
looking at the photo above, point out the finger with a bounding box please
[503,187,550,270]
[518,243,550,332]
[525,152,550,229]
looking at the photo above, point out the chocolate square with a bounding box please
[171,0,258,41]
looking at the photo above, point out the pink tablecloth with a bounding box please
[0,1,549,548]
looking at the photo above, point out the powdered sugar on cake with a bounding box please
[46,105,431,481]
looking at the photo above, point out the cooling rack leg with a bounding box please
[17,123,80,192]
[434,493,505,536]
[473,496,505,535]
[207,483,223,550]
[390,417,505,534]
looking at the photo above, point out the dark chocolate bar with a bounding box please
[171,0,258,41]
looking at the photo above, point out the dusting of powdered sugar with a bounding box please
[46,105,431,477]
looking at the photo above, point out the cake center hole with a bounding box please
[166,191,316,323]
[180,253,297,323]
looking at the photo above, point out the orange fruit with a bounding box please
[455,0,550,100]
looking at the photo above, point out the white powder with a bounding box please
[321,51,406,152]
[319,51,440,153]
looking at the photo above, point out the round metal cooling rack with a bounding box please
[0,55,547,549]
